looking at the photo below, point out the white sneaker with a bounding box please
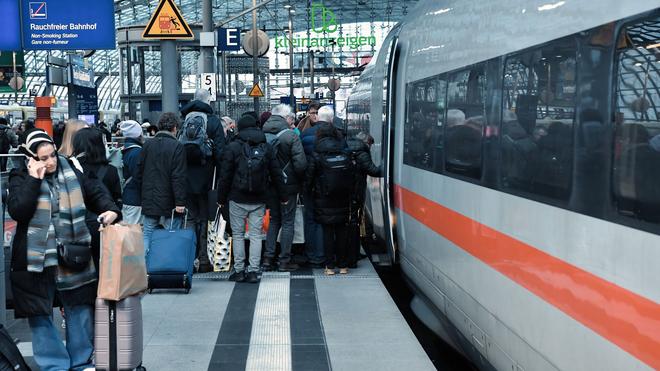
[193,258,200,272]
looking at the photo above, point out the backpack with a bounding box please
[0,324,31,371]
[265,129,292,184]
[179,112,213,165]
[233,141,269,193]
[317,150,355,197]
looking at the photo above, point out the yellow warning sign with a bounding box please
[142,0,193,39]
[248,83,265,98]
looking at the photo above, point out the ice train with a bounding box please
[347,0,660,369]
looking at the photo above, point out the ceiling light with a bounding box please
[634,62,643,67]
[283,4,291,9]
[646,43,660,49]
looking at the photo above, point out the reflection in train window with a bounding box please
[403,77,446,173]
[613,16,660,223]
[501,37,577,200]
[444,66,486,179]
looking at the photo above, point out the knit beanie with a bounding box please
[120,120,142,139]
[20,129,54,158]
[238,114,258,131]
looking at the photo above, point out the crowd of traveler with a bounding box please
[0,88,381,370]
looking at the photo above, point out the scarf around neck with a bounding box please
[26,156,95,290]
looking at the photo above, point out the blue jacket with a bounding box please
[300,123,324,157]
[121,137,143,206]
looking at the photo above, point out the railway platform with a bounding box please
[6,261,434,371]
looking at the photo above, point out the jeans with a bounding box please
[323,223,349,269]
[28,304,94,371]
[121,205,143,225]
[264,197,297,264]
[143,214,184,255]
[303,192,324,264]
[229,201,265,273]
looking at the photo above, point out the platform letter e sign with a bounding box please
[311,3,337,34]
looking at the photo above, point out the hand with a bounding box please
[27,158,47,180]
[175,206,186,214]
[98,211,118,225]
[280,198,290,206]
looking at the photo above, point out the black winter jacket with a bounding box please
[218,127,287,205]
[7,162,121,318]
[137,131,187,217]
[180,100,226,194]
[262,115,307,196]
[305,136,353,224]
[346,138,382,204]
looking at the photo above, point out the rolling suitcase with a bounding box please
[95,295,145,371]
[146,210,196,293]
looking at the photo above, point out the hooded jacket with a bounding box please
[305,136,353,224]
[137,131,187,217]
[262,115,308,196]
[218,126,287,205]
[180,100,226,194]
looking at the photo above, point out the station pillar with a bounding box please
[161,40,179,113]
[201,0,214,75]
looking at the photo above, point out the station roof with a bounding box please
[113,0,416,30]
[1,0,416,112]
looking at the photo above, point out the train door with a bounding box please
[380,34,401,265]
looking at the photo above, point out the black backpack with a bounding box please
[233,142,269,193]
[0,325,30,371]
[317,150,355,197]
[265,130,292,184]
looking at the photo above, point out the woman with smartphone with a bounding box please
[7,129,121,371]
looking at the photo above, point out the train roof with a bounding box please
[396,0,660,83]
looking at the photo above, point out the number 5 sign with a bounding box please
[201,73,217,102]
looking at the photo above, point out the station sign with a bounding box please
[218,28,241,51]
[143,0,193,40]
[73,85,99,125]
[68,55,95,88]
[201,73,217,102]
[0,0,21,51]
[248,83,265,98]
[21,0,116,50]
[274,3,376,51]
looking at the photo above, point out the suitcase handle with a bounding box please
[170,208,189,230]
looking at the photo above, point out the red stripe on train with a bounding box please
[394,184,660,369]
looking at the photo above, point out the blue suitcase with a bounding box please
[146,211,196,294]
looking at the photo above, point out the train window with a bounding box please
[501,37,577,200]
[404,77,446,172]
[612,15,660,223]
[444,66,486,179]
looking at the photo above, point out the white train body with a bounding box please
[347,1,660,370]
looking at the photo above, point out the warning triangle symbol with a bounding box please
[142,0,194,39]
[248,83,265,98]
